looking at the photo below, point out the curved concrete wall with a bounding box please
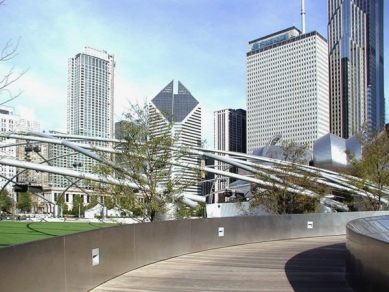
[346,215,389,292]
[1,211,388,292]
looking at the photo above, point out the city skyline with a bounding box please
[1,0,388,147]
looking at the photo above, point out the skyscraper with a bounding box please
[214,109,246,153]
[45,47,115,207]
[246,27,329,154]
[214,108,246,199]
[67,47,115,138]
[149,80,202,195]
[328,0,384,138]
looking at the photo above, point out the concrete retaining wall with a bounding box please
[1,211,387,292]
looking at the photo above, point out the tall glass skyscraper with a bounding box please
[328,0,384,138]
[67,47,115,138]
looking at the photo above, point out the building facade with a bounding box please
[43,47,115,213]
[328,0,384,138]
[149,80,202,196]
[63,46,114,196]
[61,46,115,184]
[0,106,49,214]
[67,47,115,139]
[14,112,46,188]
[246,27,329,154]
[0,106,18,195]
[214,109,246,153]
[213,108,246,198]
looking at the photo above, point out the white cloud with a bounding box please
[5,69,67,132]
[15,105,35,120]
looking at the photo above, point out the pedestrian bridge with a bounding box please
[91,235,351,292]
[1,211,389,292]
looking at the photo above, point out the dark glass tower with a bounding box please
[328,0,384,138]
[151,80,200,126]
[213,108,246,199]
[361,0,385,132]
[214,109,246,153]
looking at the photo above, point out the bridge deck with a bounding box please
[90,235,353,292]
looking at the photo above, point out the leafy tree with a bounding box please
[17,192,31,212]
[175,201,205,219]
[56,194,68,215]
[91,103,200,222]
[71,195,85,217]
[250,141,328,214]
[346,127,389,210]
[0,189,12,213]
[86,195,99,210]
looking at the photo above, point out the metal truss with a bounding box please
[1,131,388,208]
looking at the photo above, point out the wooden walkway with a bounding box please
[90,236,353,292]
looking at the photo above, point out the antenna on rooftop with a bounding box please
[301,0,306,34]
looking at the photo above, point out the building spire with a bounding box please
[301,0,306,34]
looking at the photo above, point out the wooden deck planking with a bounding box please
[90,235,353,292]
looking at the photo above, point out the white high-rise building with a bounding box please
[14,109,46,187]
[67,47,115,138]
[246,27,329,154]
[14,106,41,133]
[44,47,115,212]
[51,47,115,187]
[149,80,202,196]
[0,106,18,194]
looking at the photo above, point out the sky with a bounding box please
[1,0,388,148]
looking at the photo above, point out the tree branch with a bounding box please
[1,38,20,62]
[1,37,28,105]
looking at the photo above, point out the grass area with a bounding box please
[0,221,117,247]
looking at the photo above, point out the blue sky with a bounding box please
[1,0,388,147]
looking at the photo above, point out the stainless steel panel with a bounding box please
[240,215,292,243]
[0,237,66,292]
[345,136,362,160]
[2,212,389,292]
[346,215,389,292]
[134,220,192,267]
[313,133,348,169]
[64,224,135,292]
[190,217,244,252]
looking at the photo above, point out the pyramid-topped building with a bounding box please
[150,80,202,195]
[151,80,199,123]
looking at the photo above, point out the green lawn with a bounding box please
[0,221,117,247]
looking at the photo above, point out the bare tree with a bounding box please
[1,1,28,105]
